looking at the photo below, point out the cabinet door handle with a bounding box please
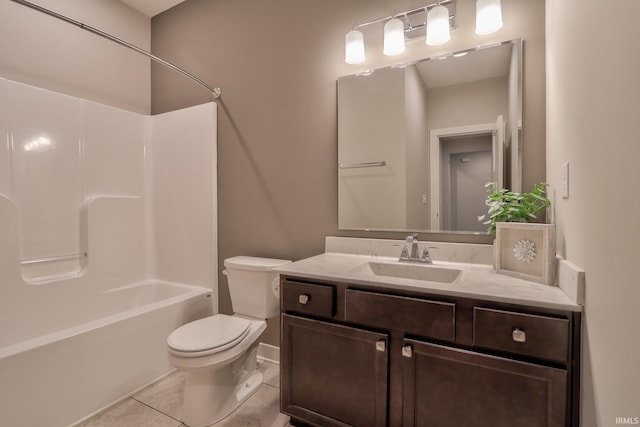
[512,328,526,343]
[298,294,310,305]
[402,344,413,358]
[376,340,386,352]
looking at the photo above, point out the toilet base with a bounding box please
[181,367,263,427]
[179,339,264,427]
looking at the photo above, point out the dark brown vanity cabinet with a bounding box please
[281,314,389,427]
[280,276,581,427]
[402,340,568,427]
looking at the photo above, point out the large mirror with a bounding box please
[338,39,522,234]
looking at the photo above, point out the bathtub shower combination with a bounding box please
[0,279,212,426]
[0,77,218,426]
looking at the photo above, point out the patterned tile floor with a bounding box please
[76,360,290,427]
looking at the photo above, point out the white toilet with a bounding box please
[167,256,291,427]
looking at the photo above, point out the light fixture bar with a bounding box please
[352,0,454,30]
[344,0,504,65]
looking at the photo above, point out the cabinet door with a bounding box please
[402,339,567,427]
[281,314,388,427]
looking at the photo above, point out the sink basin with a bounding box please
[348,261,462,284]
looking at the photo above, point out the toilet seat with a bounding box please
[167,314,251,357]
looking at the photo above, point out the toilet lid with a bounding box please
[167,314,252,354]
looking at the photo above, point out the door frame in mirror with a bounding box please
[429,119,502,231]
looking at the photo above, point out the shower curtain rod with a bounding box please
[9,0,222,99]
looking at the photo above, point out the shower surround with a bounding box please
[0,77,218,426]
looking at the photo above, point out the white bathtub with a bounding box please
[0,280,213,427]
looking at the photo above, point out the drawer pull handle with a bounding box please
[298,294,310,305]
[402,345,413,358]
[512,328,526,343]
[376,340,386,352]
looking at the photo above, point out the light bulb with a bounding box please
[476,0,503,35]
[426,5,451,46]
[383,18,405,56]
[345,29,365,64]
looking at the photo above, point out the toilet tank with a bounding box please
[224,256,292,319]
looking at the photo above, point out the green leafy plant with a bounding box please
[478,182,551,235]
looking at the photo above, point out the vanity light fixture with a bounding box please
[344,1,455,64]
[426,3,451,46]
[344,0,504,64]
[345,29,366,64]
[475,0,503,35]
[383,17,406,56]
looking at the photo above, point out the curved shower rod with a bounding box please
[9,0,222,99]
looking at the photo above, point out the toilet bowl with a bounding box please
[167,256,291,427]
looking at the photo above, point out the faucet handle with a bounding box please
[400,246,410,259]
[420,247,434,264]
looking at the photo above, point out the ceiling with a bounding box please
[119,0,186,17]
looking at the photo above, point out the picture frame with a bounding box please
[495,223,556,285]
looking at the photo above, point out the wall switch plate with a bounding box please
[561,162,570,199]
[422,193,428,204]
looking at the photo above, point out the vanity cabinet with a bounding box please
[280,276,581,427]
[281,278,388,426]
[281,314,389,426]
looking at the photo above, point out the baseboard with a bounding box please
[257,342,280,364]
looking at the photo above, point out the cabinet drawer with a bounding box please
[282,280,335,318]
[345,289,455,342]
[473,307,570,363]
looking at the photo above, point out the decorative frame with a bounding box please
[495,223,556,285]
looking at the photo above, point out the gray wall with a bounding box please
[151,0,546,345]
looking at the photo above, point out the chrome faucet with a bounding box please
[409,233,419,259]
[399,234,433,264]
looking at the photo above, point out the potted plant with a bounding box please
[478,182,551,235]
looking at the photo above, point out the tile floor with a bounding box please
[76,359,290,427]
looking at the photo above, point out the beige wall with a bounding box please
[0,0,150,113]
[151,0,546,345]
[546,0,640,424]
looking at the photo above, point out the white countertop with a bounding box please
[275,252,582,312]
